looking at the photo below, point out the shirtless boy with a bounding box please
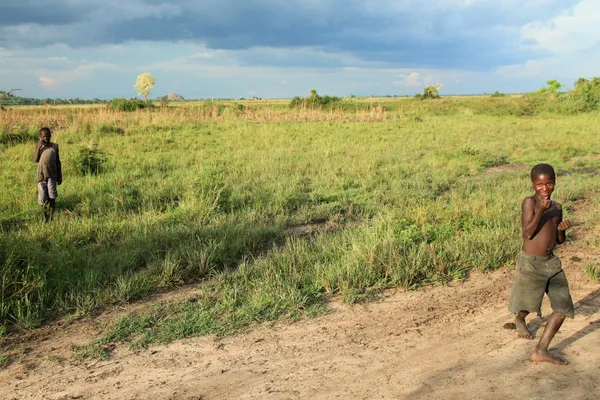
[34,127,62,222]
[508,163,574,365]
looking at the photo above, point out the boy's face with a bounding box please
[532,173,555,199]
[40,131,51,143]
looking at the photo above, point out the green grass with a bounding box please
[2,100,600,351]
[0,353,10,369]
[584,265,600,282]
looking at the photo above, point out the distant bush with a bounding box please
[290,89,342,108]
[108,98,153,112]
[420,84,442,100]
[72,142,108,175]
[537,79,563,96]
[564,77,600,113]
[490,91,507,97]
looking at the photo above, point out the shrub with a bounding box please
[421,83,442,100]
[72,142,108,175]
[290,89,342,108]
[564,77,600,113]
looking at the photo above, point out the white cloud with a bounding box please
[521,0,600,52]
[39,77,59,89]
[402,72,422,87]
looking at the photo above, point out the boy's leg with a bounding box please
[46,177,58,222]
[48,199,55,222]
[530,311,567,365]
[531,264,574,364]
[37,181,50,222]
[508,253,546,339]
[515,310,533,339]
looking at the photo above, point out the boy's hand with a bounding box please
[536,198,552,213]
[558,218,571,231]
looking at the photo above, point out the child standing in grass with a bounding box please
[508,163,573,365]
[34,127,62,222]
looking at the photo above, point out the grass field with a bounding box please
[1,97,600,350]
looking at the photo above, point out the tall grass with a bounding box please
[2,98,600,341]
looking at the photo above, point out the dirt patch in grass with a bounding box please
[483,163,527,175]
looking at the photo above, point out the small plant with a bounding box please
[71,344,111,360]
[72,142,108,175]
[0,353,10,369]
[584,265,600,282]
[0,325,6,337]
[49,355,66,365]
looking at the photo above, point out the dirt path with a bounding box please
[1,241,599,399]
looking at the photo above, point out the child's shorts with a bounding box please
[508,251,574,318]
[38,177,58,206]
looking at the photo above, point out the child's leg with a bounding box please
[515,310,533,340]
[37,181,50,222]
[46,177,58,222]
[531,265,574,365]
[48,199,55,222]
[530,312,567,365]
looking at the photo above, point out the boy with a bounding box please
[34,127,62,222]
[508,163,573,365]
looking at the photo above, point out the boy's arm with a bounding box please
[557,206,570,244]
[33,141,42,162]
[56,144,62,184]
[521,197,549,240]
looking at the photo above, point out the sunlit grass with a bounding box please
[1,100,600,346]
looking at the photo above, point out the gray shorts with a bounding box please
[38,177,58,206]
[508,251,574,318]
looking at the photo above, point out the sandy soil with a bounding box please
[1,235,599,399]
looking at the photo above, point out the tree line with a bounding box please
[0,91,109,107]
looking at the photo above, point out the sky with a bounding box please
[1,0,599,99]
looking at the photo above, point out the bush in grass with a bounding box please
[290,89,342,108]
[108,98,152,112]
[421,83,442,100]
[564,77,600,113]
[72,142,108,175]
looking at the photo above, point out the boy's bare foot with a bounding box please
[530,348,568,365]
[515,318,534,340]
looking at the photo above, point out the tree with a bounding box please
[0,88,22,109]
[575,77,590,89]
[422,83,442,99]
[134,73,156,102]
[538,79,562,95]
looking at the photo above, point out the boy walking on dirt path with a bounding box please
[508,163,574,365]
[34,127,62,222]
[508,164,574,365]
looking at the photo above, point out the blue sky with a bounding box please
[1,0,599,99]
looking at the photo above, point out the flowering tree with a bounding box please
[423,83,442,99]
[134,73,156,102]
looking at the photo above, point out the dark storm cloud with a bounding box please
[0,0,580,69]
